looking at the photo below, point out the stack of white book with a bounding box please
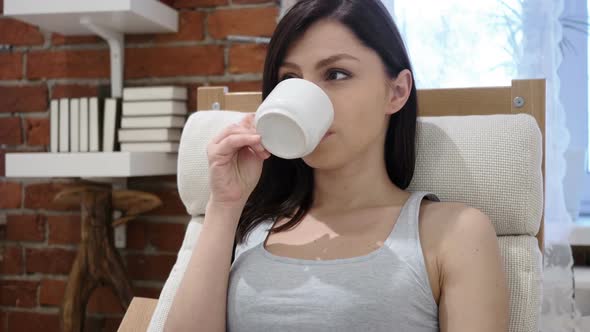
[119,86,188,153]
[49,97,120,153]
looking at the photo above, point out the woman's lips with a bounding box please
[321,131,334,141]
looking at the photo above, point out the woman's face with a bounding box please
[277,19,411,170]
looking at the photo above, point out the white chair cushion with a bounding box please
[408,114,543,236]
[177,110,248,216]
[498,235,542,332]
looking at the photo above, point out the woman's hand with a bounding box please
[206,114,271,209]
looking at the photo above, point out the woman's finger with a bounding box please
[211,122,255,144]
[252,146,271,160]
[245,146,269,161]
[215,134,262,156]
[242,113,256,128]
[251,142,266,153]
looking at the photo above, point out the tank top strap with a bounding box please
[385,191,440,251]
[233,220,273,263]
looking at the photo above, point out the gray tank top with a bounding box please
[227,191,440,331]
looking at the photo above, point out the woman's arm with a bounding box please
[163,202,242,332]
[164,113,269,331]
[438,207,510,332]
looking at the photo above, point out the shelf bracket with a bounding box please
[80,16,124,98]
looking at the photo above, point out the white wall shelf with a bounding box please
[4,0,179,98]
[6,152,177,178]
[3,0,178,36]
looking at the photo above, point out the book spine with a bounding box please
[89,97,100,152]
[79,98,89,152]
[59,99,69,152]
[102,98,118,152]
[118,128,182,142]
[123,87,188,101]
[70,99,80,153]
[120,142,179,152]
[50,100,59,153]
[122,101,187,116]
[121,116,185,129]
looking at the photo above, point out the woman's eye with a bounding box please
[326,70,350,81]
[280,73,298,81]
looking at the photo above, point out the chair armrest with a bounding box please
[117,297,159,332]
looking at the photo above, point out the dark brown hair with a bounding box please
[233,0,418,249]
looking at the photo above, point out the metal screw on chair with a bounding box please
[212,102,221,110]
[513,96,525,108]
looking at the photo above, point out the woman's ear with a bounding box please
[385,69,413,115]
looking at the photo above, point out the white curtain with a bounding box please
[279,0,583,330]
[392,0,583,331]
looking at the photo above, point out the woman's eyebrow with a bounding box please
[281,54,360,70]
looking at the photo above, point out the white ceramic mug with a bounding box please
[255,78,334,159]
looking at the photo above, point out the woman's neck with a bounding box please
[312,150,408,214]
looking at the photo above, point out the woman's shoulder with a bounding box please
[420,200,493,252]
[423,199,492,228]
[421,199,481,224]
[420,199,496,260]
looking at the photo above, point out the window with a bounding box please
[393,0,590,218]
[392,0,519,89]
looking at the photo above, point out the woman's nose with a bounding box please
[300,77,325,90]
[295,72,320,86]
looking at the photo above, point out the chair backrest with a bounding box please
[149,79,545,332]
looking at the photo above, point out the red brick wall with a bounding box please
[0,1,277,331]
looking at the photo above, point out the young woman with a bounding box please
[165,1,509,331]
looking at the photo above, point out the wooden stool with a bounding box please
[54,185,161,332]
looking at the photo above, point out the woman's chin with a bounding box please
[302,148,344,170]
